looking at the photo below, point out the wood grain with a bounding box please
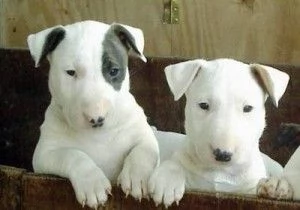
[172,0,300,64]
[1,0,300,64]
[0,0,172,56]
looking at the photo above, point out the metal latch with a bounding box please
[163,0,179,24]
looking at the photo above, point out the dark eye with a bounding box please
[66,70,76,77]
[109,68,120,77]
[243,105,253,113]
[199,102,209,110]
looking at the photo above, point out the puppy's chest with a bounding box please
[186,170,257,193]
[73,130,135,178]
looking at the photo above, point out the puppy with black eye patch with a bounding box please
[149,59,290,207]
[27,21,158,209]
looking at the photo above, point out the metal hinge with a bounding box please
[163,0,179,24]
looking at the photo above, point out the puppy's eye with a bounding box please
[199,102,209,110]
[66,70,76,77]
[243,105,253,113]
[109,68,120,77]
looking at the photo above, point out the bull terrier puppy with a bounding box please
[149,59,289,207]
[27,21,159,209]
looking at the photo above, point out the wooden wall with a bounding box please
[1,0,300,65]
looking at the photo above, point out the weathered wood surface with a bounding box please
[171,0,300,64]
[1,0,300,64]
[0,166,25,210]
[1,165,300,210]
[0,0,172,57]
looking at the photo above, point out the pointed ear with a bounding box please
[164,59,207,101]
[27,26,66,67]
[109,23,146,62]
[250,64,290,107]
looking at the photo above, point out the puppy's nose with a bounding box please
[90,116,105,128]
[213,148,232,162]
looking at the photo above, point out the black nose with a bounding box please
[213,148,232,162]
[90,117,105,128]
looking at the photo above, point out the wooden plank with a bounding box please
[0,165,26,210]
[172,0,300,64]
[0,0,172,56]
[2,0,300,64]
[18,171,300,210]
[21,173,122,210]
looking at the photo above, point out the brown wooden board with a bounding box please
[1,165,300,210]
[2,0,300,64]
[0,165,25,210]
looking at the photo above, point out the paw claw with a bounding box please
[106,189,112,196]
[81,200,86,208]
[125,190,130,198]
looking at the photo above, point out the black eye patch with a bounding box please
[101,23,144,91]
[101,51,126,90]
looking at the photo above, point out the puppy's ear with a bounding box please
[250,64,290,107]
[164,59,207,101]
[27,26,66,67]
[109,23,146,62]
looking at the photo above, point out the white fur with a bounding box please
[149,59,289,207]
[28,21,159,209]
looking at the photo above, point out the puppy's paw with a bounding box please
[117,162,154,201]
[148,161,185,208]
[70,167,111,209]
[257,177,293,200]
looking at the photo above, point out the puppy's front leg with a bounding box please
[148,159,185,208]
[257,176,293,200]
[33,147,111,208]
[117,134,159,201]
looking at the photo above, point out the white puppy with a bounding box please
[27,21,159,209]
[149,59,289,207]
[257,147,300,200]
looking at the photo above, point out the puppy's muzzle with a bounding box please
[83,99,110,128]
[213,148,233,162]
[90,116,105,128]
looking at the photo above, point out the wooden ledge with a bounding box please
[1,165,300,210]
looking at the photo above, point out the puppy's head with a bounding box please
[165,59,289,166]
[27,21,146,129]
